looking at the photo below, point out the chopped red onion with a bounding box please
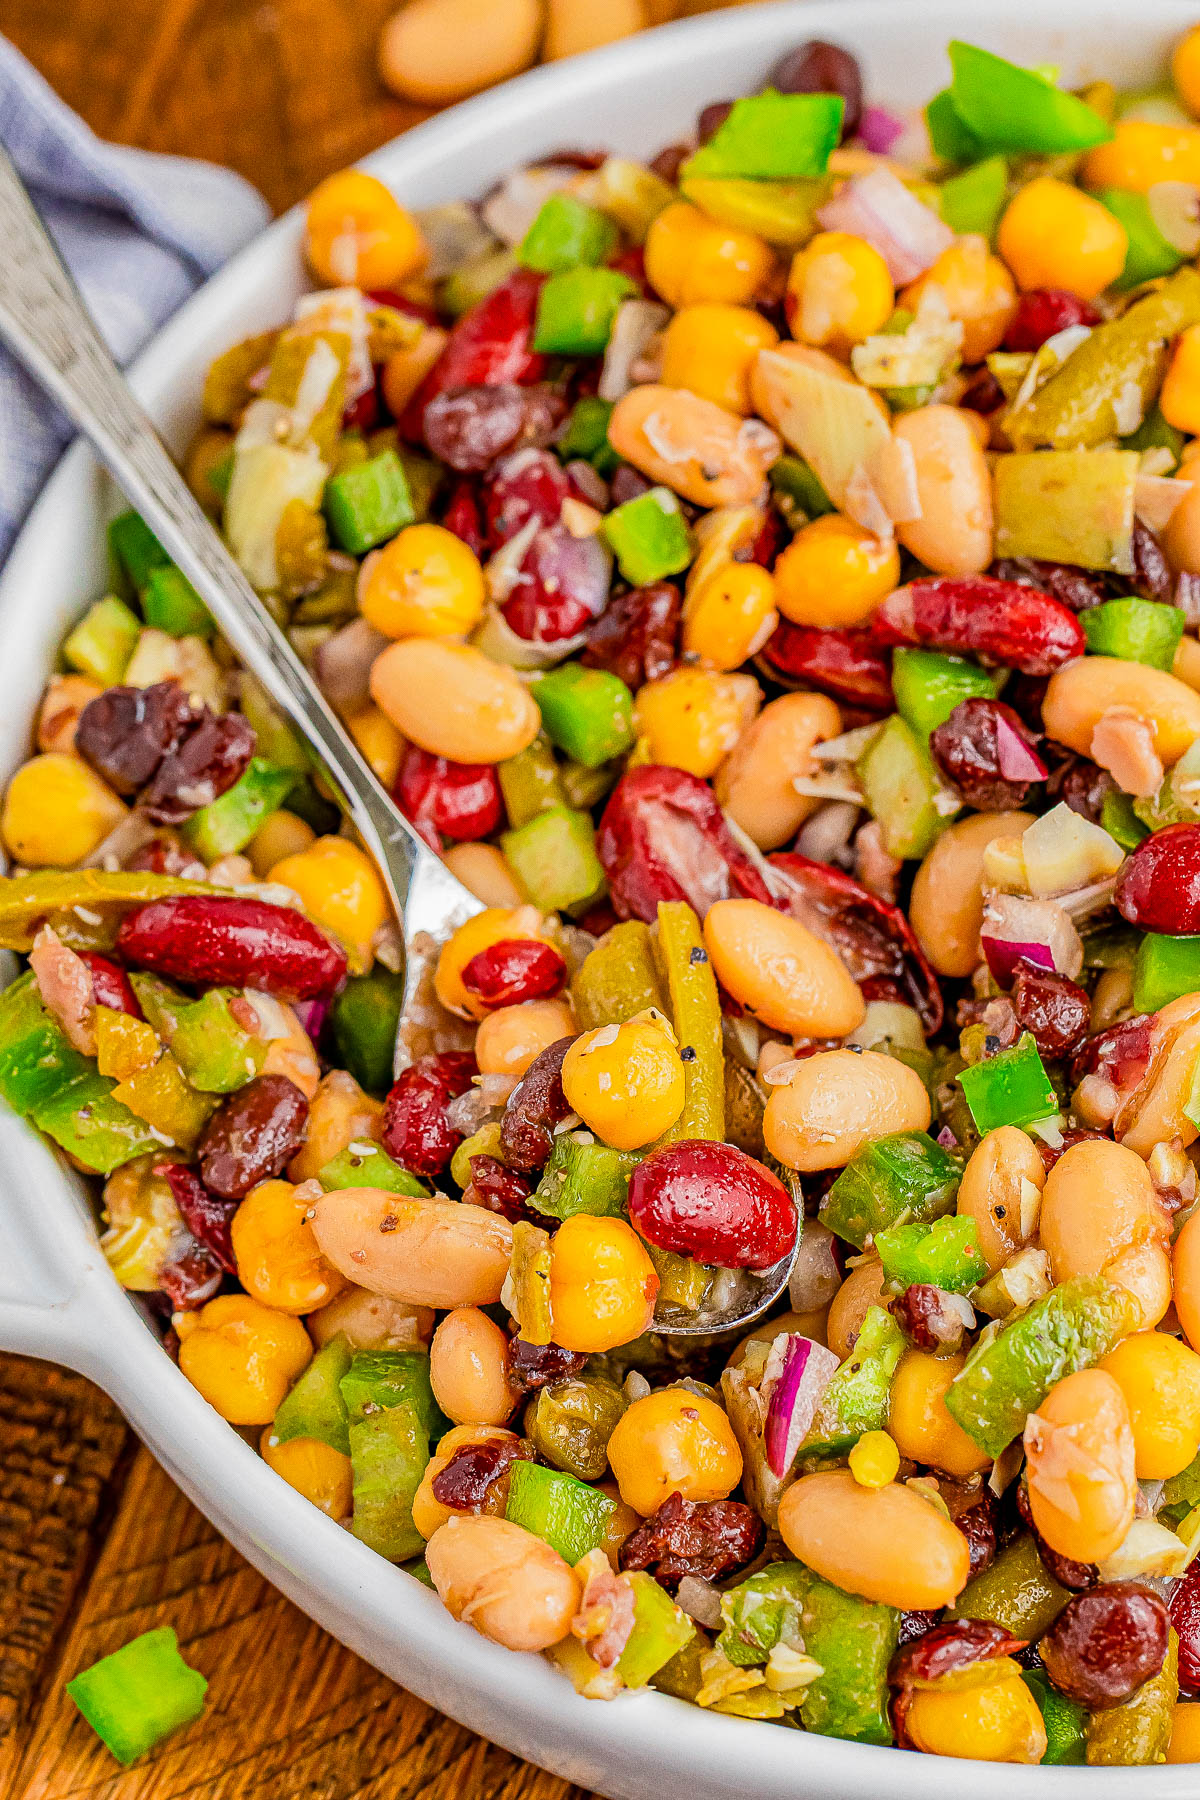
[994,712,1049,782]
[980,935,1056,988]
[762,1334,839,1478]
[858,106,906,154]
[936,1124,958,1150]
[980,892,1084,984]
[292,996,330,1039]
[816,168,953,283]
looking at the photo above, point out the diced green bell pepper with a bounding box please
[63,596,141,686]
[181,758,296,861]
[572,921,665,1028]
[498,735,567,830]
[1101,788,1150,852]
[820,1129,959,1250]
[272,1332,352,1454]
[1023,1669,1088,1765]
[109,509,169,592]
[875,1214,987,1294]
[616,1572,695,1688]
[655,900,725,1143]
[348,1405,428,1562]
[951,1532,1071,1637]
[801,1305,905,1456]
[532,268,637,356]
[530,1131,638,1220]
[1086,1629,1178,1765]
[926,88,985,165]
[601,487,693,586]
[768,453,834,524]
[1097,188,1185,289]
[142,565,213,639]
[957,1032,1057,1132]
[1081,597,1185,670]
[938,156,1008,240]
[502,804,604,912]
[131,976,266,1093]
[1133,933,1200,1013]
[329,967,405,1095]
[27,1068,166,1171]
[534,663,636,768]
[319,1144,428,1199]
[323,448,415,554]
[505,1459,617,1564]
[946,42,1113,154]
[856,714,943,859]
[0,970,93,1114]
[680,175,832,249]
[556,396,620,474]
[518,193,619,273]
[66,1627,207,1766]
[1121,403,1185,465]
[340,1348,447,1441]
[682,92,843,181]
[946,1274,1138,1455]
[891,647,998,738]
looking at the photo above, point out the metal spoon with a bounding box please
[0,145,482,1071]
[0,148,794,1339]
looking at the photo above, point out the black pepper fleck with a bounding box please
[379,1214,399,1232]
[690,946,708,964]
[680,1045,697,1063]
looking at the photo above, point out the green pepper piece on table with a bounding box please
[1023,1669,1088,1765]
[957,1032,1058,1133]
[318,1141,430,1196]
[946,42,1113,154]
[533,268,637,356]
[1134,933,1200,1013]
[572,920,667,1028]
[601,487,693,586]
[329,967,406,1094]
[938,156,1008,240]
[820,1130,959,1249]
[66,1627,207,1765]
[654,900,725,1143]
[142,565,213,639]
[505,1459,617,1564]
[951,1533,1071,1638]
[530,1131,639,1221]
[272,1332,353,1454]
[348,1405,429,1562]
[323,448,415,554]
[856,715,944,859]
[498,735,568,830]
[340,1348,447,1441]
[615,1572,695,1689]
[518,193,619,273]
[63,595,142,686]
[108,509,169,592]
[181,758,297,861]
[534,663,636,768]
[556,396,620,474]
[502,805,605,912]
[945,1274,1137,1455]
[891,648,998,738]
[682,92,843,181]
[875,1214,987,1294]
[801,1305,906,1456]
[1081,598,1185,670]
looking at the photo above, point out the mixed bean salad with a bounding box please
[23,27,1200,1772]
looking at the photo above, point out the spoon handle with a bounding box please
[0,144,480,961]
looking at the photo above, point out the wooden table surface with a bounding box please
[0,0,746,1795]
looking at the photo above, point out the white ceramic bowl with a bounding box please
[2,4,1198,1789]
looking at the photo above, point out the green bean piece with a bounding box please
[654,901,724,1142]
[571,921,667,1029]
[523,1375,628,1482]
[1086,1628,1178,1765]
[950,1533,1070,1639]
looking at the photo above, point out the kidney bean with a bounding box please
[431,1434,533,1511]
[124,835,207,879]
[500,524,612,643]
[382,1051,477,1178]
[697,100,734,143]
[482,447,570,549]
[467,1153,536,1223]
[403,268,546,434]
[628,1140,797,1269]
[1046,752,1114,824]
[79,951,142,1017]
[954,1495,999,1580]
[142,710,256,826]
[443,479,485,557]
[1010,963,1091,1060]
[891,1618,1026,1690]
[582,581,681,690]
[597,765,771,924]
[930,698,1048,812]
[498,1037,574,1172]
[461,939,567,1011]
[156,1160,237,1273]
[117,896,347,1000]
[423,383,567,474]
[159,1240,224,1311]
[871,576,1086,675]
[1116,823,1200,934]
[76,682,202,796]
[1169,1556,1200,1692]
[649,143,690,185]
[770,40,862,138]
[393,745,502,851]
[1004,288,1100,353]
[506,1336,587,1394]
[898,1609,941,1646]
[1041,1583,1169,1709]
[1015,1482,1097,1590]
[768,851,943,1034]
[1131,520,1175,604]
[609,466,653,507]
[619,1491,765,1590]
[1071,1014,1154,1092]
[757,619,894,711]
[890,1282,970,1351]
[960,367,1006,415]
[197,1074,309,1200]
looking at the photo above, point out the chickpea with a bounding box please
[561,1018,686,1151]
[308,1284,434,1351]
[231,1179,349,1316]
[888,1350,991,1480]
[893,406,993,577]
[1100,1331,1200,1479]
[1024,1368,1136,1565]
[956,1127,1046,1275]
[288,1069,381,1185]
[1167,1702,1200,1764]
[910,811,1037,978]
[1040,1139,1171,1327]
[906,1672,1047,1764]
[771,515,900,630]
[787,230,894,356]
[177,1295,312,1426]
[475,998,577,1079]
[435,906,550,1020]
[413,1424,517,1539]
[660,302,779,415]
[607,1388,742,1516]
[442,841,524,909]
[248,809,316,880]
[607,384,781,510]
[1118,1010,1200,1159]
[430,1307,514,1427]
[778,1468,971,1610]
[714,692,842,850]
[703,899,865,1038]
[763,1049,931,1173]
[634,667,761,779]
[900,235,1017,364]
[305,170,426,288]
[826,1257,886,1361]
[1173,1208,1200,1355]
[644,202,775,311]
[549,1215,659,1354]
[1168,479,1200,576]
[309,1188,513,1309]
[369,639,540,764]
[425,1515,581,1652]
[1042,657,1200,771]
[260,1430,353,1520]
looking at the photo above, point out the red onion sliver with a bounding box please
[816,168,952,284]
[980,934,1056,988]
[763,1334,839,1478]
[858,106,906,154]
[994,712,1049,782]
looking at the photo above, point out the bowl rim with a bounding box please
[3,2,1200,1792]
